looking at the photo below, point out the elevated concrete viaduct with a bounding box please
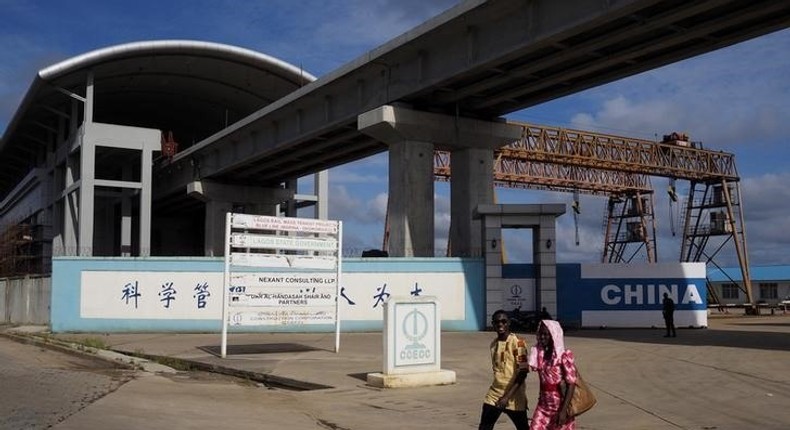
[153,0,790,257]
[1,1,788,262]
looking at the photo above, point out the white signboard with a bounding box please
[79,271,466,321]
[228,308,336,325]
[228,273,336,307]
[231,253,336,269]
[384,296,441,374]
[230,272,336,288]
[230,233,337,251]
[232,213,338,234]
[222,213,342,357]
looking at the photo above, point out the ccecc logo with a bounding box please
[510,284,522,297]
[400,308,431,361]
[231,313,243,325]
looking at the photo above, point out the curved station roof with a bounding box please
[0,40,315,200]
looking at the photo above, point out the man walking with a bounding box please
[662,292,677,337]
[478,310,530,430]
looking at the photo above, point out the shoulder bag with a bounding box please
[561,362,597,417]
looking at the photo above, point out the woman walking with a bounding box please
[528,320,577,430]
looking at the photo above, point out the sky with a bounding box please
[1,1,789,267]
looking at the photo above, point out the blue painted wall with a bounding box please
[504,263,707,327]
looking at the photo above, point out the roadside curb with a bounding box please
[0,327,333,391]
[0,329,182,374]
[111,349,334,391]
[0,330,136,370]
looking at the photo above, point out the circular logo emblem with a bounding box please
[402,308,428,347]
[510,284,522,297]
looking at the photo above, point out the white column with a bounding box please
[77,74,96,256]
[84,72,94,124]
[315,170,329,220]
[139,145,154,256]
[120,165,132,256]
[62,100,81,256]
[78,136,95,256]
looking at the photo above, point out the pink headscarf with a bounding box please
[528,319,566,369]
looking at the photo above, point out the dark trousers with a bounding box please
[478,403,529,430]
[664,313,676,336]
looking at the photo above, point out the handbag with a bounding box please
[561,368,597,417]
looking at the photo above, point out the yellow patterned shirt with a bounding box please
[484,332,529,411]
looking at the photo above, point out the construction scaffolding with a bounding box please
[602,192,657,264]
[0,222,48,277]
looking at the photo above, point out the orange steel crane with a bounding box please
[431,121,753,308]
[434,150,658,263]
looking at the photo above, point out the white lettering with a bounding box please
[625,284,643,305]
[658,284,678,302]
[601,284,620,305]
[600,283,699,306]
[682,284,703,304]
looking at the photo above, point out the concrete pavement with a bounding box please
[6,314,790,429]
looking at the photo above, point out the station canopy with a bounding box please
[0,40,316,200]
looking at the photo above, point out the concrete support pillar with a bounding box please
[78,135,95,256]
[205,200,232,257]
[188,180,294,256]
[139,145,154,256]
[450,148,493,257]
[84,72,94,124]
[388,139,435,257]
[121,165,133,256]
[359,105,520,258]
[315,170,329,220]
[77,73,97,256]
[248,203,277,217]
[61,99,82,256]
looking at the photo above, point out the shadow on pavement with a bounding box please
[566,328,790,352]
[199,343,324,357]
[347,372,371,382]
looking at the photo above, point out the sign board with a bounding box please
[221,213,342,356]
[565,263,708,328]
[502,278,535,311]
[383,296,441,374]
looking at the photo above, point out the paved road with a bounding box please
[0,336,133,430]
[4,315,790,430]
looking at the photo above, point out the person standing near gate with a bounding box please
[478,309,530,430]
[662,292,677,337]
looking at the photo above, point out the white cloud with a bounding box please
[328,185,387,226]
[369,192,389,221]
[566,29,790,151]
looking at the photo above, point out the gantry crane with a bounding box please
[430,122,753,308]
[434,150,657,262]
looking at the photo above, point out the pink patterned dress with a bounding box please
[529,345,577,429]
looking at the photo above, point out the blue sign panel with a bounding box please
[506,263,708,328]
